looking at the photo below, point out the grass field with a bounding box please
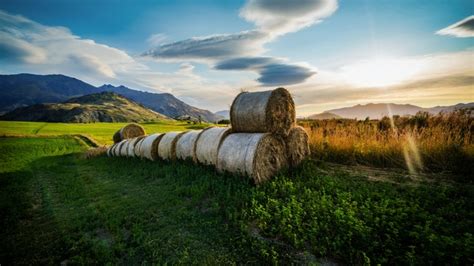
[301,110,473,178]
[0,121,211,145]
[0,119,473,264]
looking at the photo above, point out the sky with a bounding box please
[0,0,473,115]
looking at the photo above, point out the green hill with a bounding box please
[0,92,170,123]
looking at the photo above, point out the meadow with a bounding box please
[0,118,473,264]
[300,110,473,179]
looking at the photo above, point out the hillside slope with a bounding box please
[1,92,169,123]
[99,84,220,122]
[0,73,220,121]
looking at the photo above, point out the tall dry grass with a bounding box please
[299,110,473,178]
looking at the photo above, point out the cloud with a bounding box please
[147,33,167,46]
[0,34,46,63]
[141,0,338,86]
[215,57,316,85]
[437,15,474,38]
[241,0,338,35]
[142,30,269,62]
[69,55,116,78]
[0,10,138,81]
[291,50,474,115]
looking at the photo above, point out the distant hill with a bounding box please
[0,73,220,122]
[318,102,474,120]
[99,84,220,122]
[214,110,229,119]
[0,92,169,123]
[307,112,341,120]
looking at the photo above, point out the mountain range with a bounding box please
[0,73,221,122]
[308,102,474,120]
[1,92,169,123]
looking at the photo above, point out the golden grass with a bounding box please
[299,110,473,176]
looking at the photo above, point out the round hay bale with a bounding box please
[139,133,165,161]
[119,140,130,157]
[111,141,121,156]
[127,136,145,157]
[114,140,127,157]
[286,126,310,167]
[217,133,287,184]
[157,131,186,161]
[230,87,295,136]
[113,131,121,144]
[107,144,114,157]
[195,127,231,166]
[113,123,146,143]
[175,130,203,161]
[134,137,146,157]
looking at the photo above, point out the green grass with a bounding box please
[1,136,472,264]
[0,121,211,145]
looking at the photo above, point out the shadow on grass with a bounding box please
[0,152,257,264]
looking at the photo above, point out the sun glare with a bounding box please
[341,58,423,88]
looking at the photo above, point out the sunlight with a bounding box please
[341,57,424,87]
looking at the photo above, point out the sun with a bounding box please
[341,57,423,88]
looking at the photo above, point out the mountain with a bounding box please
[317,102,474,120]
[1,92,169,123]
[307,112,341,120]
[0,73,97,113]
[99,84,220,122]
[0,73,220,122]
[214,110,229,119]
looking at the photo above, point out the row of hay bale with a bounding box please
[107,87,310,184]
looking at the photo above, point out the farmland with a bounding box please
[0,119,473,264]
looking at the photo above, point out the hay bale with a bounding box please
[111,141,122,156]
[134,137,146,157]
[127,136,145,157]
[113,131,121,144]
[217,133,287,184]
[119,140,130,157]
[230,87,295,136]
[114,140,127,157]
[158,131,186,161]
[113,123,146,143]
[139,133,164,161]
[175,130,203,161]
[107,144,114,157]
[195,127,231,166]
[286,126,310,167]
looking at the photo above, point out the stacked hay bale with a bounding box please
[105,87,309,184]
[216,87,309,184]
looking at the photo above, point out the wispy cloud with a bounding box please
[215,57,315,86]
[240,0,337,36]
[0,10,138,81]
[143,30,269,62]
[437,15,474,38]
[142,0,337,86]
[292,50,474,115]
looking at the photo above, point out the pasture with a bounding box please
[0,120,473,264]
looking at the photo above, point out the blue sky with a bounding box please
[0,0,473,114]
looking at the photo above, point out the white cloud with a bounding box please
[437,15,474,38]
[142,30,270,62]
[290,50,474,116]
[141,0,338,86]
[0,10,140,81]
[147,33,168,46]
[240,0,338,36]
